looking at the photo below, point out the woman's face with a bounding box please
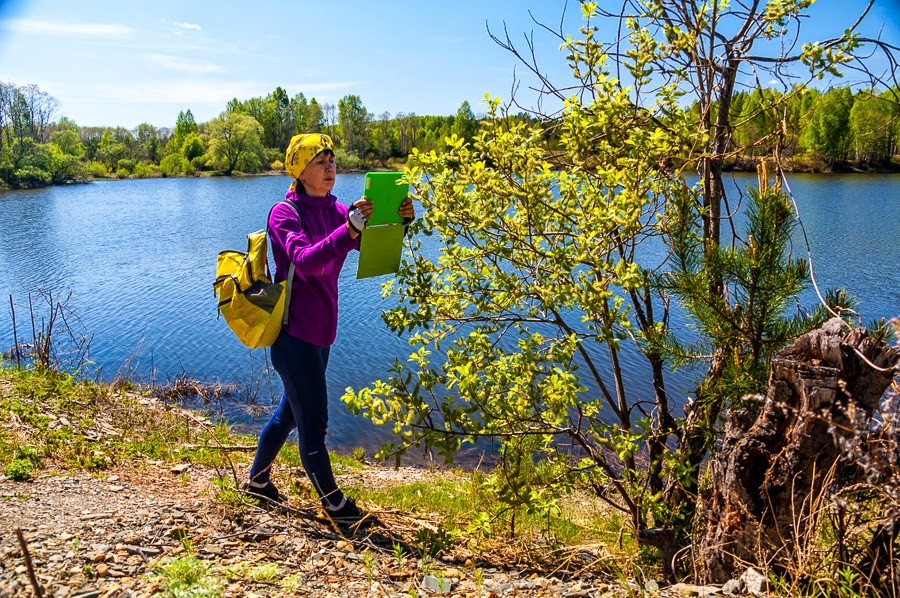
[299,150,336,197]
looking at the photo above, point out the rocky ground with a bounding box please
[0,461,740,598]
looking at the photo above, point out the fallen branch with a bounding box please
[15,527,43,597]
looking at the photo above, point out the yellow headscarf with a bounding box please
[285,133,334,185]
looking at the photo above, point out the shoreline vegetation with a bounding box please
[9,156,899,192]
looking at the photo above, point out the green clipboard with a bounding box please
[363,172,409,226]
[357,224,406,279]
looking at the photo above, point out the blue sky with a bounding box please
[0,0,897,130]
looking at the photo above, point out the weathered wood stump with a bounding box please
[700,317,899,583]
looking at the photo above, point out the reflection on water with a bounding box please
[0,173,897,458]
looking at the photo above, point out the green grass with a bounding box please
[355,473,633,565]
[153,554,223,598]
[0,365,254,477]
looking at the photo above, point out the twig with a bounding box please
[9,295,21,368]
[183,444,257,451]
[15,527,43,597]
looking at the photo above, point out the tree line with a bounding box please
[0,79,897,189]
[712,85,900,167]
[0,82,483,188]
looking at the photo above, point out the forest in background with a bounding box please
[0,80,898,189]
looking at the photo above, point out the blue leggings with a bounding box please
[249,332,344,509]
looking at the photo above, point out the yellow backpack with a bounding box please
[213,201,299,349]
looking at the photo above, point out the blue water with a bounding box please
[0,173,897,453]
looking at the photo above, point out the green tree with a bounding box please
[269,86,292,150]
[159,153,189,176]
[338,94,370,158]
[801,86,854,163]
[206,111,265,175]
[452,100,478,142]
[307,98,325,133]
[97,129,130,171]
[291,92,309,133]
[172,109,198,152]
[371,111,394,164]
[181,132,205,161]
[48,128,84,158]
[0,82,59,186]
[849,88,898,164]
[134,123,161,163]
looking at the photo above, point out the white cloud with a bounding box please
[2,18,132,38]
[141,53,224,74]
[175,22,202,31]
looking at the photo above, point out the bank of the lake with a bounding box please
[1,367,702,598]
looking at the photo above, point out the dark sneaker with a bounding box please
[323,497,375,527]
[241,481,285,504]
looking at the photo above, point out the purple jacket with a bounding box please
[268,188,359,347]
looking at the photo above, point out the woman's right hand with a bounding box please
[351,198,374,220]
[347,198,373,238]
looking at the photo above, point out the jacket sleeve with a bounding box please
[269,203,358,275]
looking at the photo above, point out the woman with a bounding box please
[244,133,414,523]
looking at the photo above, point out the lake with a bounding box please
[0,173,898,455]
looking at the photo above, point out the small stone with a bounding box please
[741,567,768,597]
[671,583,723,597]
[722,579,742,595]
[166,525,189,538]
[170,463,190,475]
[335,540,353,551]
[106,476,120,483]
[645,579,660,592]
[95,563,109,577]
[108,486,124,492]
[422,574,452,594]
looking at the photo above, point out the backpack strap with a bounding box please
[267,200,302,327]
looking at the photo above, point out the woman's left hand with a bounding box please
[399,197,416,223]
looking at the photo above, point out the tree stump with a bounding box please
[699,317,899,582]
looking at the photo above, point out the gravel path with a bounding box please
[0,463,730,597]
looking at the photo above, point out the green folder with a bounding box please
[356,172,410,279]
[363,172,408,226]
[357,224,407,279]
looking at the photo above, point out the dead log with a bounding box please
[699,318,899,583]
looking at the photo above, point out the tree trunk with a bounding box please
[700,318,899,583]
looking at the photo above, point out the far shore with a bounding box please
[2,160,898,192]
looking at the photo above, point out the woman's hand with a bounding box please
[399,197,415,223]
[352,198,374,219]
[346,198,373,238]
